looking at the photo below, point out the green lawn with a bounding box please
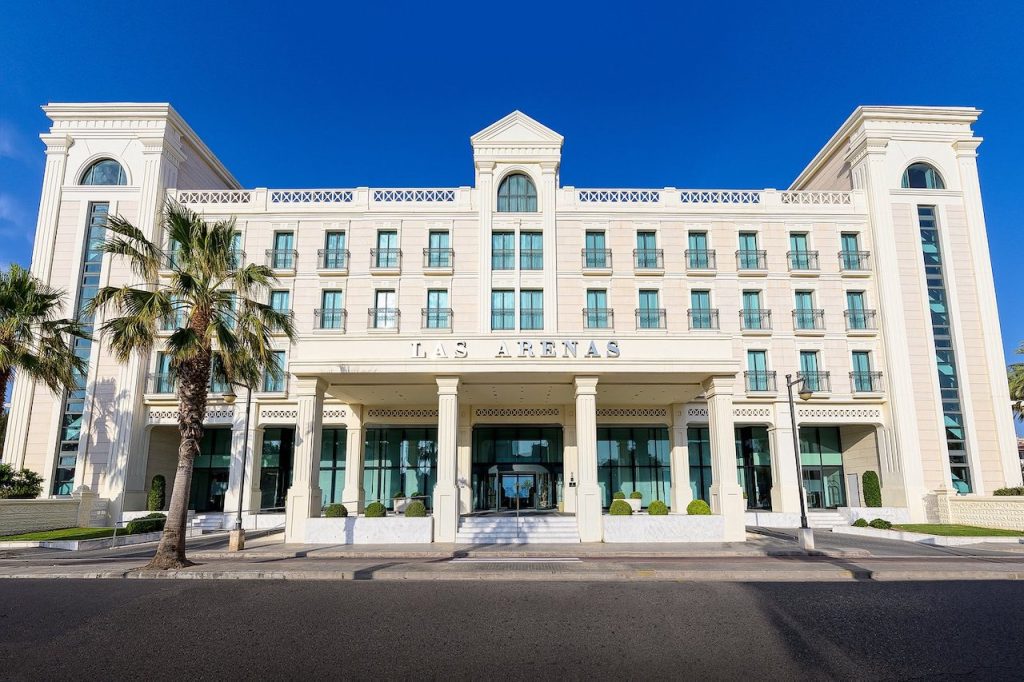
[0,527,120,542]
[893,524,1024,537]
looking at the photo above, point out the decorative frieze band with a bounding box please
[475,408,560,418]
[798,408,882,420]
[323,409,347,419]
[367,408,439,419]
[148,407,234,423]
[596,408,668,418]
[686,407,709,418]
[261,409,298,421]
[734,407,772,418]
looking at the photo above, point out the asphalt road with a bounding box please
[2,580,1022,680]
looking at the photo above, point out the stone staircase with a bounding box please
[187,513,226,534]
[806,511,847,529]
[455,516,581,544]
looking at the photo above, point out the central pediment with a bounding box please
[471,111,564,147]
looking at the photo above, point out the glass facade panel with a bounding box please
[687,426,712,503]
[189,428,232,512]
[597,427,670,509]
[471,427,563,511]
[735,426,772,509]
[364,428,438,508]
[318,428,346,508]
[258,428,295,510]
[799,426,846,508]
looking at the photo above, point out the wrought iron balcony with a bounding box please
[796,371,831,393]
[793,309,825,330]
[368,307,400,330]
[744,370,777,393]
[685,249,717,270]
[687,309,720,329]
[315,308,347,331]
[633,249,664,270]
[740,309,772,330]
[148,373,177,395]
[423,248,454,269]
[851,371,884,393]
[582,249,612,269]
[318,248,350,270]
[421,308,453,330]
[736,249,767,270]
[266,249,297,270]
[787,250,820,271]
[635,308,666,329]
[845,309,878,330]
[371,248,402,269]
[839,250,871,271]
[583,308,614,329]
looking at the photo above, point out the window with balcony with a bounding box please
[520,232,543,270]
[262,351,287,393]
[689,290,717,329]
[788,233,818,271]
[520,289,543,330]
[269,290,291,330]
[737,232,766,270]
[584,289,611,329]
[374,230,400,268]
[746,350,774,392]
[845,291,875,330]
[424,289,451,329]
[318,290,345,330]
[635,231,662,269]
[637,289,665,329]
[230,231,244,269]
[583,231,610,269]
[491,289,515,330]
[741,290,770,330]
[793,291,823,330]
[491,231,515,270]
[851,351,880,392]
[425,230,452,268]
[799,350,829,392]
[687,231,715,270]
[497,173,538,212]
[321,231,348,269]
[154,352,175,394]
[839,232,868,271]
[269,232,295,269]
[371,289,398,329]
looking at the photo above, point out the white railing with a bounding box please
[779,190,852,205]
[577,189,661,203]
[372,189,457,203]
[680,190,762,204]
[271,189,354,203]
[177,190,253,204]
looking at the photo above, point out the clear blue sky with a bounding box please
[1,1,1021,365]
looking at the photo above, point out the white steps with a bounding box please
[188,513,225,533]
[456,516,580,544]
[806,511,846,529]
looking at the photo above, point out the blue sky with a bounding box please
[1,1,1021,365]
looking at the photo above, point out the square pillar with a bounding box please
[704,376,746,541]
[769,401,802,514]
[341,404,365,514]
[224,392,257,525]
[574,376,603,542]
[433,377,460,542]
[285,377,327,542]
[670,404,693,513]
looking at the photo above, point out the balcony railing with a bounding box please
[318,248,350,270]
[583,308,614,329]
[315,308,347,331]
[736,249,767,270]
[797,371,832,393]
[839,250,871,271]
[685,249,717,270]
[845,309,878,330]
[371,248,402,269]
[582,249,612,269]
[793,309,825,330]
[491,310,515,330]
[520,309,544,330]
[492,249,515,270]
[368,307,400,330]
[687,309,720,329]
[148,373,229,395]
[787,250,820,271]
[635,308,667,329]
[422,308,453,330]
[633,249,664,269]
[740,309,772,330]
[745,370,777,393]
[423,248,454,269]
[260,373,289,394]
[266,249,297,270]
[851,371,883,393]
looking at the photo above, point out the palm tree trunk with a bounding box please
[146,351,211,570]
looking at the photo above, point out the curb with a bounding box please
[186,548,871,561]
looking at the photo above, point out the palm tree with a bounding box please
[88,200,295,569]
[0,263,88,423]
[1009,344,1024,422]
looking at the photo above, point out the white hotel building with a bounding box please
[3,104,1021,543]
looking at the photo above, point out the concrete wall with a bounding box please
[936,494,1024,531]
[842,425,880,506]
[0,499,82,535]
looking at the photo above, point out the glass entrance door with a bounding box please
[499,473,536,510]
[799,426,846,509]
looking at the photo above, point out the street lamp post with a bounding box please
[785,373,814,550]
[223,382,253,551]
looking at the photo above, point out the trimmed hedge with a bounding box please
[862,471,882,508]
[324,503,348,518]
[852,518,869,528]
[609,500,632,515]
[612,491,626,500]
[147,475,166,512]
[405,501,427,517]
[994,486,1024,496]
[629,491,643,500]
[124,512,166,535]
[686,499,712,515]
[869,518,892,530]
[647,500,669,515]
[365,501,387,518]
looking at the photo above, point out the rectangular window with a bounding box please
[262,351,286,393]
[491,231,515,270]
[741,290,765,329]
[270,290,291,314]
[690,290,713,329]
[840,233,864,270]
[638,289,663,328]
[155,352,174,394]
[373,289,398,328]
[738,232,762,269]
[584,231,608,268]
[846,291,868,329]
[320,290,344,330]
[688,426,712,504]
[364,427,439,508]
[747,350,770,391]
[271,232,294,269]
[687,231,712,268]
[585,289,609,329]
[789,233,815,270]
[735,426,773,510]
[635,231,660,268]
[425,289,451,329]
[799,350,824,391]
[375,230,399,268]
[597,426,671,508]
[491,289,515,330]
[230,231,243,269]
[323,231,347,269]
[426,230,451,267]
[520,289,544,330]
[851,351,874,391]
[319,428,347,507]
[794,290,816,329]
[520,232,543,270]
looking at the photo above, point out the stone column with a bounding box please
[669,404,693,513]
[341,404,365,514]
[284,377,326,542]
[704,376,745,541]
[223,393,254,526]
[456,405,473,515]
[769,401,802,515]
[574,376,602,542]
[433,377,460,542]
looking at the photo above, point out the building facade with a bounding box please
[3,104,1021,543]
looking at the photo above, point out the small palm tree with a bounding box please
[1009,344,1024,422]
[89,200,295,569]
[0,263,88,423]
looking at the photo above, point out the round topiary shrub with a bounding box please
[629,491,643,500]
[862,470,882,508]
[124,512,166,535]
[609,499,632,515]
[868,518,892,530]
[365,501,387,518]
[392,490,406,499]
[146,474,166,512]
[647,499,669,515]
[405,500,427,517]
[612,491,626,500]
[324,503,348,518]
[686,499,712,515]
[852,518,869,527]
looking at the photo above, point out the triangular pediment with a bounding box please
[471,111,563,147]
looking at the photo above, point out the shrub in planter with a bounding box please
[994,486,1024,496]
[868,518,892,530]
[147,475,166,512]
[609,499,632,515]
[647,500,669,515]
[392,490,406,499]
[612,491,626,500]
[629,491,643,500]
[125,512,166,535]
[405,501,427,517]
[862,470,882,508]
[852,518,869,528]
[324,503,348,518]
[365,501,387,518]
[686,499,712,515]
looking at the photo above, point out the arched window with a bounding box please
[901,163,945,190]
[497,173,537,212]
[80,159,127,186]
